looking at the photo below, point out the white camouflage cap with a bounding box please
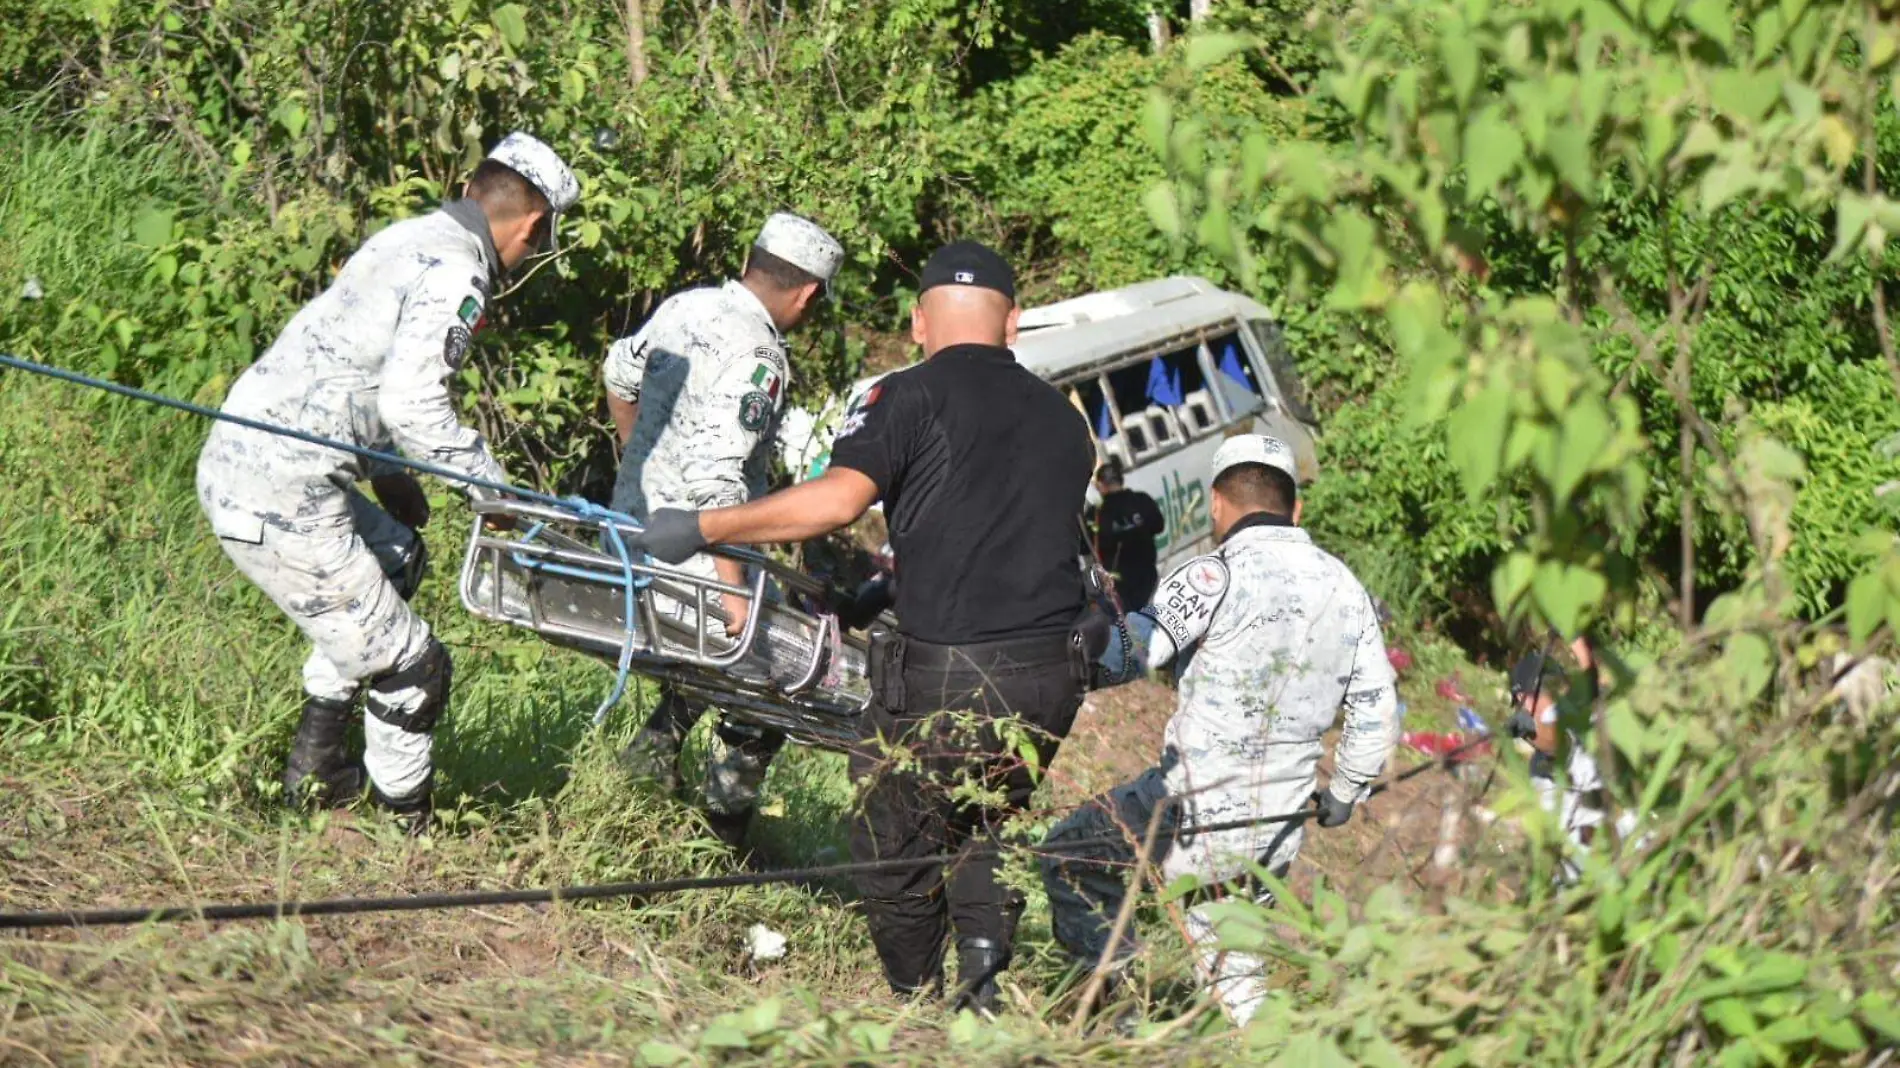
[486,131,581,249]
[754,212,844,291]
[1211,434,1299,491]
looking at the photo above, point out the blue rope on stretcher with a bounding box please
[0,351,649,729]
[560,500,648,726]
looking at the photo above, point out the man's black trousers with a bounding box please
[848,631,1084,992]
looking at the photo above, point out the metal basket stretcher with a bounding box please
[458,497,877,750]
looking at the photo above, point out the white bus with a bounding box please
[777,276,1320,577]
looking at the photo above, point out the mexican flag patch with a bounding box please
[750,362,782,401]
[457,295,484,330]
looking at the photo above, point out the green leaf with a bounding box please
[1491,552,1537,618]
[1642,109,1675,170]
[1676,121,1726,162]
[1545,124,1594,198]
[1846,572,1887,643]
[1142,90,1173,161]
[1274,142,1330,201]
[132,207,174,249]
[1196,178,1238,262]
[1186,33,1251,72]
[1463,107,1525,200]
[1595,888,1625,936]
[1441,37,1480,110]
[1552,396,1612,501]
[1831,193,1875,261]
[1685,0,1734,49]
[1531,562,1605,636]
[492,3,528,49]
[1812,1013,1864,1052]
[1706,997,1760,1037]
[1719,632,1775,701]
[1856,992,1900,1040]
[949,1010,984,1045]
[1143,183,1183,238]
[1604,700,1647,762]
[1322,209,1391,308]
[1240,132,1271,198]
[1447,381,1512,502]
[635,1041,691,1066]
[1711,69,1781,123]
[1759,1015,1816,1046]
[698,1023,752,1049]
[1699,156,1758,214]
[737,997,781,1034]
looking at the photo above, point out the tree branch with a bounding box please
[624,0,649,88]
[1862,90,1900,406]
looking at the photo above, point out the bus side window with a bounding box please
[1074,377,1136,470]
[1247,319,1318,426]
[1106,361,1159,460]
[1106,347,1217,461]
[1149,345,1220,439]
[1210,331,1267,419]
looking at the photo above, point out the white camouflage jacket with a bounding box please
[199,200,507,539]
[603,281,789,517]
[1104,512,1402,871]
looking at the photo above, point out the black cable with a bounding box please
[0,737,1491,930]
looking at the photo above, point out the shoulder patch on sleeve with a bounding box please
[835,382,884,439]
[456,294,486,332]
[749,360,783,402]
[444,325,472,371]
[738,390,774,432]
[1184,556,1229,598]
[1148,553,1228,649]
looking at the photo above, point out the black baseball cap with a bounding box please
[1509,652,1564,702]
[919,240,1016,302]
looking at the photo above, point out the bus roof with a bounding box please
[1012,276,1277,383]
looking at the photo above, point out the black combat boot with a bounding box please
[370,773,433,837]
[953,937,1009,1016]
[283,695,364,809]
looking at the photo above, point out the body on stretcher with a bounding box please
[458,498,879,750]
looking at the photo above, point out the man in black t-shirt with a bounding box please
[631,241,1095,1014]
[1087,458,1165,609]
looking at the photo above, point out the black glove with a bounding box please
[836,574,895,631]
[637,508,707,564]
[1314,790,1355,829]
[1506,710,1537,741]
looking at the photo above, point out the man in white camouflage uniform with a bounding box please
[198,133,580,833]
[602,212,843,847]
[1041,434,1402,1025]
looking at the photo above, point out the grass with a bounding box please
[0,98,199,341]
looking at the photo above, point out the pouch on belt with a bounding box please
[868,629,907,714]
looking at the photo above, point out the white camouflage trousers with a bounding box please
[200,475,437,797]
[1042,760,1303,1026]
